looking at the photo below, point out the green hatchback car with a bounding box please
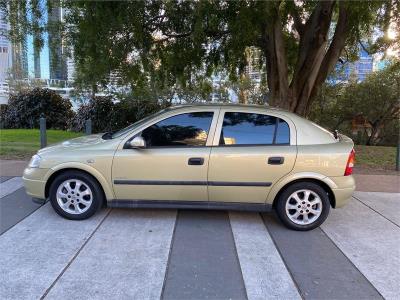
[23,104,355,230]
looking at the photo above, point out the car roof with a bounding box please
[168,103,291,114]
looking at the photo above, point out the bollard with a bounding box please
[396,142,400,172]
[357,131,362,145]
[39,114,47,148]
[85,119,92,135]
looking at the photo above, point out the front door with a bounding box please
[112,110,217,202]
[208,110,297,203]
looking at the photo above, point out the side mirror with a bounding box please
[128,136,146,149]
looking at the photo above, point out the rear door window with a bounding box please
[219,112,290,146]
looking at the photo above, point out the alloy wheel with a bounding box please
[285,189,323,225]
[56,179,93,215]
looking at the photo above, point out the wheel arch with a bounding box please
[268,173,337,208]
[44,164,114,201]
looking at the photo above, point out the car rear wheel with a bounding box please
[49,171,103,220]
[275,182,330,231]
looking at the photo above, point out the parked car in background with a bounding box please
[23,104,355,230]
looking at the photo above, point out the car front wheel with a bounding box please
[275,182,330,231]
[49,171,103,220]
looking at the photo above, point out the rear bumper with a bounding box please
[329,175,355,208]
[22,167,49,199]
[332,187,355,207]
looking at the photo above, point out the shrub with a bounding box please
[71,97,168,133]
[112,99,168,129]
[2,88,74,130]
[310,62,400,146]
[71,96,116,132]
[0,104,8,128]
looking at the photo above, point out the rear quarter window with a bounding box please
[275,118,290,144]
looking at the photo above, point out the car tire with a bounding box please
[49,170,103,220]
[275,182,330,231]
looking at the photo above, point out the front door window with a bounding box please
[141,112,214,147]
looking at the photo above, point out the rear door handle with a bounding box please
[268,157,284,165]
[188,157,204,165]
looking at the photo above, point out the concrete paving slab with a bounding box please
[230,212,300,300]
[322,198,400,300]
[45,209,176,300]
[162,210,247,300]
[354,191,400,226]
[0,203,109,300]
[262,212,382,300]
[0,176,24,198]
[354,174,400,193]
[0,160,28,177]
[0,187,42,234]
[0,176,13,183]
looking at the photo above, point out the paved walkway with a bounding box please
[0,176,399,299]
[354,174,400,193]
[0,160,28,177]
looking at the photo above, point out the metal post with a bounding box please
[396,142,400,172]
[85,119,92,135]
[357,130,362,145]
[39,114,47,148]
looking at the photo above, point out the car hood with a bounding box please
[37,134,106,155]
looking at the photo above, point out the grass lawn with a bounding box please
[0,129,83,159]
[354,145,398,173]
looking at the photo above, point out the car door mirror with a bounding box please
[128,136,146,149]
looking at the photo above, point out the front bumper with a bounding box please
[22,167,49,199]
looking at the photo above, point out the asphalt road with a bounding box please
[0,176,399,300]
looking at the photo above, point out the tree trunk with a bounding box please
[264,2,289,109]
[263,1,351,117]
[238,89,248,104]
[238,73,248,104]
[289,0,335,115]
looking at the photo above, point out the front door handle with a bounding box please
[188,157,204,165]
[268,156,284,165]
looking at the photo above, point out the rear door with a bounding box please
[208,109,297,203]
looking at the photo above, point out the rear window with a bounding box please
[219,112,290,146]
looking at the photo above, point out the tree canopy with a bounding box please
[1,0,399,115]
[311,61,400,145]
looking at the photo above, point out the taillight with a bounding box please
[344,149,355,176]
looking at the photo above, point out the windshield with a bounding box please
[110,109,169,139]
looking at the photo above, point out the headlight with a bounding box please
[29,154,42,168]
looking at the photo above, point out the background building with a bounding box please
[0,1,75,102]
[330,48,374,84]
[0,10,12,104]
